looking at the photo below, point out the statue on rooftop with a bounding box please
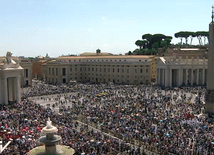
[4,51,16,65]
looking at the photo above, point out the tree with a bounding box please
[189,32,196,45]
[174,32,183,44]
[142,33,153,49]
[96,49,101,54]
[182,31,191,44]
[128,51,132,55]
[135,40,147,49]
[152,34,166,47]
[152,42,159,50]
[195,31,203,45]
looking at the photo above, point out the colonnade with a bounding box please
[157,68,207,87]
[0,76,21,105]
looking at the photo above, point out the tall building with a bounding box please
[205,6,214,114]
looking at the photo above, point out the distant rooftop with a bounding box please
[80,52,113,56]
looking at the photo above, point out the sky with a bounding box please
[0,0,213,57]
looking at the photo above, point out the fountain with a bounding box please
[39,118,62,154]
[28,118,75,155]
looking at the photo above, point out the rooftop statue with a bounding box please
[4,51,16,65]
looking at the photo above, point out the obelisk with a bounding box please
[205,6,214,115]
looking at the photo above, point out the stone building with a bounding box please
[0,54,32,88]
[0,52,23,104]
[42,54,156,85]
[32,60,49,80]
[19,57,32,86]
[156,48,208,87]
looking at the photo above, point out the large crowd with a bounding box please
[1,80,214,155]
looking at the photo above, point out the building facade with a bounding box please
[157,54,207,87]
[0,52,23,104]
[19,58,32,86]
[43,55,156,85]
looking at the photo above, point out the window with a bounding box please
[49,68,51,75]
[70,68,72,71]
[88,68,90,71]
[52,68,54,75]
[108,68,110,72]
[135,69,137,73]
[127,69,129,73]
[104,68,106,72]
[100,68,102,72]
[146,69,148,73]
[113,68,115,72]
[75,68,77,71]
[122,68,124,73]
[118,68,119,72]
[141,69,143,73]
[62,68,66,76]
[56,68,58,76]
[80,68,82,72]
[92,68,94,71]
[25,69,29,77]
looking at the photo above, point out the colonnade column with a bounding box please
[169,69,172,87]
[161,69,165,86]
[202,68,205,85]
[186,69,188,85]
[165,68,169,87]
[179,68,183,86]
[158,69,160,85]
[3,78,8,105]
[197,69,199,85]
[191,69,194,86]
[16,76,21,103]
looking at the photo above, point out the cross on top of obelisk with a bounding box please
[212,5,214,23]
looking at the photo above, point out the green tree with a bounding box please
[135,40,147,49]
[189,32,196,45]
[142,33,153,49]
[174,32,183,44]
[152,42,159,50]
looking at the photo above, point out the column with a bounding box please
[197,69,199,85]
[158,69,160,85]
[179,68,183,86]
[8,78,13,102]
[169,69,172,87]
[186,69,188,85]
[202,68,205,85]
[165,68,169,87]
[191,69,194,86]
[3,78,8,105]
[164,69,165,86]
[16,76,21,103]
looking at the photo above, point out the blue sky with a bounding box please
[0,0,213,57]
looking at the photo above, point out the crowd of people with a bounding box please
[1,80,214,155]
